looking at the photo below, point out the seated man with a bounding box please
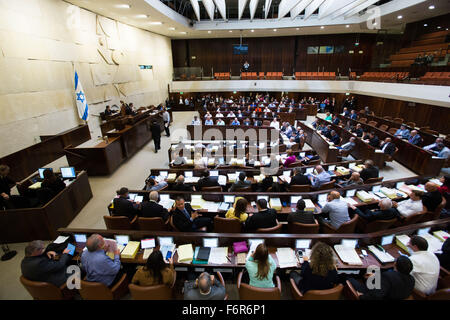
[171,197,212,232]
[287,199,315,224]
[332,116,340,125]
[408,130,422,146]
[197,170,220,190]
[341,107,350,117]
[434,143,450,159]
[394,125,410,139]
[81,234,122,287]
[351,123,363,137]
[215,111,224,118]
[204,116,213,125]
[350,198,400,224]
[191,116,201,125]
[320,125,332,139]
[423,138,443,152]
[408,236,440,295]
[270,118,280,130]
[348,256,415,300]
[393,190,424,218]
[113,187,140,220]
[184,272,226,300]
[364,132,380,148]
[289,167,311,186]
[145,177,168,192]
[231,117,240,125]
[327,130,341,145]
[318,191,350,229]
[338,172,363,187]
[380,137,396,156]
[21,240,73,287]
[421,182,443,212]
[172,175,194,192]
[350,110,358,120]
[359,160,379,182]
[244,199,278,232]
[308,165,332,189]
[229,172,251,192]
[243,118,252,126]
[140,191,169,221]
[216,118,225,126]
[338,137,356,154]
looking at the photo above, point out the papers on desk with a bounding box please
[53,236,69,244]
[334,245,363,265]
[167,173,177,182]
[177,244,194,263]
[218,202,231,211]
[344,197,358,206]
[29,182,42,189]
[351,164,365,172]
[190,195,205,209]
[429,178,443,186]
[218,175,227,186]
[121,241,140,259]
[368,245,395,263]
[236,253,246,265]
[203,201,221,212]
[395,235,411,253]
[304,199,316,212]
[159,199,175,210]
[279,175,291,184]
[227,173,237,183]
[269,198,282,211]
[208,247,229,265]
[356,190,374,203]
[433,230,449,242]
[336,166,350,175]
[184,177,200,184]
[421,234,444,253]
[276,248,298,268]
[380,187,397,199]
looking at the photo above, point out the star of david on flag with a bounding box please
[74,71,89,121]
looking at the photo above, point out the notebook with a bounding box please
[177,244,194,263]
[276,248,298,268]
[334,245,363,265]
[368,245,395,263]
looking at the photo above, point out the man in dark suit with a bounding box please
[287,199,315,224]
[351,123,363,137]
[349,256,415,300]
[171,197,212,232]
[140,191,169,221]
[328,130,341,145]
[151,120,161,153]
[197,170,220,190]
[21,240,73,287]
[229,172,252,191]
[244,199,278,231]
[360,160,379,182]
[289,167,311,186]
[112,187,140,220]
[171,175,194,192]
[422,182,443,212]
[380,137,397,156]
[365,132,380,148]
[349,199,400,230]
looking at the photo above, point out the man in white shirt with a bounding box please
[270,118,280,130]
[408,235,440,295]
[216,111,224,118]
[191,116,201,125]
[392,190,424,217]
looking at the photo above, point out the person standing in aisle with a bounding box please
[162,108,170,137]
[151,120,161,153]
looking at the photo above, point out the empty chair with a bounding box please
[256,223,282,234]
[104,215,137,230]
[20,276,66,300]
[383,116,392,120]
[424,129,439,135]
[379,124,389,132]
[393,117,404,123]
[288,220,319,234]
[388,128,399,135]
[79,274,129,300]
[128,271,176,300]
[213,216,242,233]
[201,186,222,192]
[237,271,281,300]
[406,122,416,128]
[137,217,168,231]
[359,118,367,123]
[289,184,311,192]
[321,215,359,234]
[360,218,397,233]
[365,177,384,184]
[368,121,378,127]
[290,279,343,300]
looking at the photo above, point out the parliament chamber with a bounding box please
[0,0,449,313]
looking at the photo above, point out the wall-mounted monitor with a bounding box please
[233,44,248,55]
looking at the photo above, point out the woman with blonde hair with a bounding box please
[225,197,248,222]
[193,152,206,169]
[289,241,339,293]
[245,243,277,288]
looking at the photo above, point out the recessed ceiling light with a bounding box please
[169,27,175,30]
[136,14,148,18]
[115,4,130,9]
[296,28,299,30]
[397,15,402,19]
[207,30,211,33]
[251,29,254,32]
[180,31,186,34]
[345,25,350,28]
[149,21,162,25]
[320,26,324,29]
[428,5,435,10]
[373,22,377,26]
[273,29,277,31]
[229,30,233,32]
[437,26,441,29]
[424,23,428,26]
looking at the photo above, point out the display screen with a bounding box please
[233,44,248,55]
[203,238,219,248]
[141,238,156,249]
[38,168,52,179]
[296,239,311,249]
[60,167,76,179]
[115,235,129,246]
[74,234,87,243]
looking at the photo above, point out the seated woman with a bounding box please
[283,149,297,167]
[41,169,65,195]
[225,197,248,223]
[245,243,277,288]
[324,112,332,121]
[289,242,339,293]
[132,250,175,286]
[193,152,207,169]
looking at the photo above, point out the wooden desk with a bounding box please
[339,115,445,176]
[0,171,92,243]
[58,217,449,270]
[186,125,280,142]
[297,122,338,163]
[65,112,165,176]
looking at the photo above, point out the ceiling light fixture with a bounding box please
[320,26,324,29]
[149,21,162,25]
[136,14,148,18]
[169,27,175,30]
[345,25,350,28]
[428,5,435,10]
[397,15,402,19]
[251,29,254,32]
[115,4,130,9]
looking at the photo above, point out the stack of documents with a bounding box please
[356,191,374,203]
[421,234,444,252]
[395,235,411,253]
[269,198,282,211]
[185,176,200,183]
[276,248,298,268]
[236,253,246,265]
[351,164,365,172]
[190,195,205,209]
[121,241,140,259]
[203,201,220,212]
[208,247,229,265]
[167,173,177,182]
[433,230,449,242]
[343,197,358,206]
[336,167,350,175]
[218,175,227,186]
[368,245,395,263]
[254,174,265,183]
[334,245,363,265]
[304,199,316,211]
[177,244,194,263]
[380,187,397,199]
[159,198,175,210]
[227,173,237,183]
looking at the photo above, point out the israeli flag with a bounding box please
[74,71,89,121]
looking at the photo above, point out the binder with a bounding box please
[177,244,194,263]
[269,198,282,211]
[197,247,211,261]
[167,173,177,182]
[433,230,450,242]
[336,166,350,175]
[304,199,316,211]
[356,190,373,202]
[380,187,397,199]
[121,241,140,259]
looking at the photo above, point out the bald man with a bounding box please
[380,137,396,156]
[318,191,350,229]
[408,130,422,146]
[184,272,226,300]
[350,199,400,231]
[422,182,443,212]
[338,172,363,187]
[81,234,122,287]
[140,191,169,221]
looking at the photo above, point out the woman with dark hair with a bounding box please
[132,250,175,286]
[225,197,248,222]
[245,243,276,288]
[41,168,65,194]
[436,238,450,270]
[438,176,450,195]
[290,242,339,293]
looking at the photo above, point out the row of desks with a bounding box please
[186,125,280,142]
[210,102,318,116]
[338,115,445,176]
[296,121,339,163]
[198,111,297,124]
